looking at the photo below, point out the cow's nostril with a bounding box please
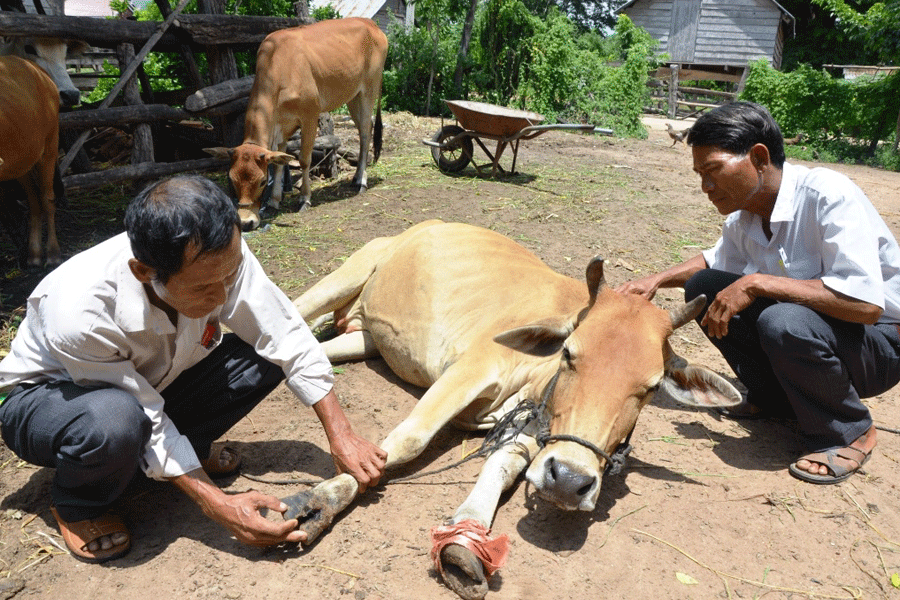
[546,456,558,484]
[576,480,595,497]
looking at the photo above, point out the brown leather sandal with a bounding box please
[50,507,131,563]
[201,444,242,478]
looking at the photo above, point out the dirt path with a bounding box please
[3,113,900,600]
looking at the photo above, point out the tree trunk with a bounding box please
[452,0,478,98]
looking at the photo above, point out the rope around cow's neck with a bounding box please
[240,370,634,486]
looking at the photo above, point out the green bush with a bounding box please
[518,14,655,136]
[741,59,900,169]
[382,17,460,115]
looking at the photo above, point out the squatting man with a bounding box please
[618,101,900,485]
[0,175,387,562]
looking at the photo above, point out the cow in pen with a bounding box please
[206,17,387,231]
[285,220,741,599]
[0,55,63,266]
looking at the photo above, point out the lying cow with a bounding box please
[0,0,88,107]
[0,55,63,266]
[206,17,387,231]
[284,220,741,599]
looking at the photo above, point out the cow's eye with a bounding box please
[562,346,574,367]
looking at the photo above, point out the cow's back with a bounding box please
[359,222,586,384]
[254,18,387,114]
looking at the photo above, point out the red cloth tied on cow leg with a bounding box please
[429,519,510,578]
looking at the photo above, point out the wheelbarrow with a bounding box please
[423,100,613,175]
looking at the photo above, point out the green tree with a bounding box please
[810,0,900,151]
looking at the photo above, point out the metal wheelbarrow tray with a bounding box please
[423,100,613,175]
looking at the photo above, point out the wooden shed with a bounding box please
[618,0,794,117]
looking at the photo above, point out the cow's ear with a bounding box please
[657,344,742,408]
[494,318,573,357]
[268,151,295,166]
[204,147,234,160]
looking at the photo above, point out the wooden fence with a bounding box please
[0,0,309,192]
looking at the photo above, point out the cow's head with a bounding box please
[1,35,88,107]
[204,144,293,231]
[493,258,740,511]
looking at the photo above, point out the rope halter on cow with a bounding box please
[531,371,635,476]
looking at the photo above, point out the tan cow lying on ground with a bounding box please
[206,17,387,231]
[285,220,741,599]
[0,55,62,266]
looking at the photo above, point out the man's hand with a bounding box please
[615,254,708,301]
[328,431,387,492]
[615,275,660,300]
[701,276,756,338]
[313,389,387,493]
[171,469,307,547]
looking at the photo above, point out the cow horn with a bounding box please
[669,294,707,329]
[586,257,605,306]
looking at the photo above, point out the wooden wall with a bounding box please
[622,0,789,69]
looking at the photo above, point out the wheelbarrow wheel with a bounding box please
[431,125,473,173]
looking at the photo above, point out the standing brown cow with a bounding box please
[0,55,62,266]
[206,18,388,230]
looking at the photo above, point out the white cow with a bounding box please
[0,0,88,107]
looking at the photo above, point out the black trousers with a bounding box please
[0,334,284,522]
[685,269,900,451]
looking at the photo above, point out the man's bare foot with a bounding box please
[201,444,242,478]
[51,507,131,563]
[789,425,876,484]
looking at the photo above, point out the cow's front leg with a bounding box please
[436,430,539,600]
[296,113,319,211]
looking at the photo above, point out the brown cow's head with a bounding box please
[493,258,740,511]
[204,144,293,231]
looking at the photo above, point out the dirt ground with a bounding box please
[4,112,900,600]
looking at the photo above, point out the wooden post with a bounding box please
[153,0,205,90]
[117,43,154,165]
[668,63,679,119]
[197,0,243,146]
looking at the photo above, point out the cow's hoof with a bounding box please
[282,474,358,544]
[298,200,311,211]
[440,544,489,600]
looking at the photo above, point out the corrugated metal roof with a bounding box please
[309,0,386,19]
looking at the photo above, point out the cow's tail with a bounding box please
[53,164,67,209]
[373,90,383,164]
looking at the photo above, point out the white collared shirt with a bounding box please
[703,162,900,323]
[0,233,334,479]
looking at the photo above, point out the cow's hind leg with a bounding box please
[438,430,540,600]
[346,94,373,192]
[21,164,58,267]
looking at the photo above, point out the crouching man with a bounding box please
[0,175,386,562]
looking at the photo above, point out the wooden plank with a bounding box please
[184,75,254,112]
[62,158,228,192]
[0,12,301,50]
[59,104,193,129]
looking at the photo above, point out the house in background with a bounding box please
[618,0,795,117]
[309,0,413,31]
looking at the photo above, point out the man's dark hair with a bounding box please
[686,101,786,168]
[125,175,240,283]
